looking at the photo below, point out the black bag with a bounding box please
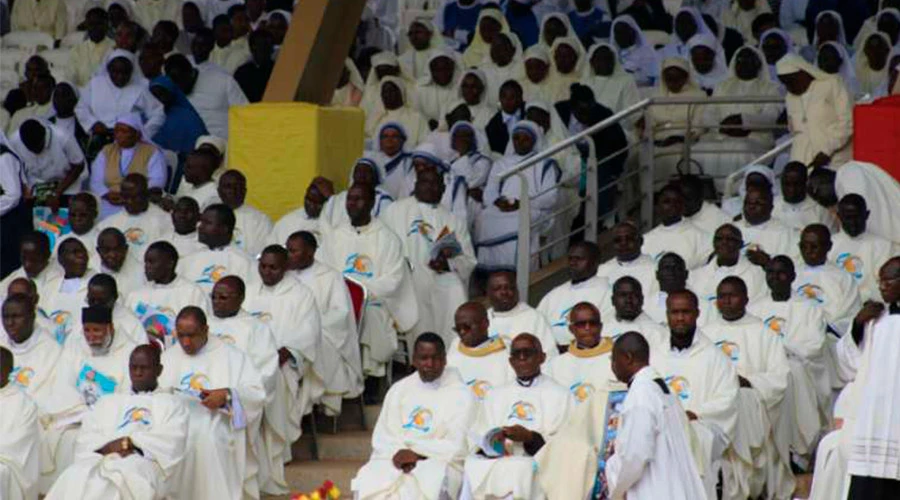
[675,158,718,202]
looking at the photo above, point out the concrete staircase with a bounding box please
[265,401,382,499]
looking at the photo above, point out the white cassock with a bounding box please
[544,339,617,406]
[462,375,572,500]
[177,245,254,294]
[446,337,514,403]
[40,270,98,345]
[292,261,364,414]
[703,314,793,500]
[207,311,284,495]
[536,276,613,346]
[830,231,895,303]
[381,197,477,344]
[233,204,273,258]
[0,266,63,304]
[834,161,900,246]
[651,333,739,499]
[0,384,40,500]
[44,390,190,500]
[352,368,477,500]
[641,220,711,270]
[318,219,419,377]
[772,197,838,232]
[96,205,170,260]
[689,257,767,308]
[174,181,220,211]
[603,313,669,349]
[161,230,206,259]
[160,336,266,499]
[795,262,862,336]
[267,207,321,246]
[735,218,799,260]
[487,303,559,360]
[595,254,656,299]
[243,276,325,494]
[606,366,708,500]
[685,202,731,235]
[124,276,210,348]
[99,254,145,299]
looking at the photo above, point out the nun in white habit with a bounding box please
[398,18,443,80]
[519,45,555,105]
[365,76,430,147]
[610,15,661,87]
[454,69,496,130]
[687,33,729,94]
[759,28,796,95]
[537,12,574,51]
[359,52,415,128]
[546,36,586,104]
[853,32,892,97]
[448,120,493,228]
[481,32,524,108]
[661,7,715,60]
[817,41,862,98]
[369,121,414,200]
[412,48,463,125]
[74,49,165,139]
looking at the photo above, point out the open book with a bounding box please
[478,427,509,458]
[429,226,463,261]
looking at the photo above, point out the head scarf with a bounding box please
[379,75,410,107]
[150,75,208,153]
[538,13,574,49]
[759,28,796,85]
[671,7,715,50]
[455,68,490,105]
[549,35,586,76]
[82,49,148,130]
[523,100,568,147]
[265,9,292,25]
[449,120,489,156]
[362,52,412,104]
[418,47,461,87]
[776,52,832,80]
[854,32,892,95]
[812,10,849,48]
[509,120,546,157]
[715,45,779,96]
[411,143,450,173]
[738,164,780,199]
[341,58,365,91]
[877,8,900,42]
[105,0,134,19]
[610,15,660,86]
[463,8,512,68]
[687,33,728,91]
[349,157,383,185]
[817,41,860,97]
[657,57,703,96]
[375,121,409,154]
[521,44,552,84]
[724,0,771,42]
[195,135,226,156]
[582,42,639,113]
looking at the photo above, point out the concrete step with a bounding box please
[293,429,374,462]
[313,402,382,433]
[265,458,366,499]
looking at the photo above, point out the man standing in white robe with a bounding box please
[160,307,266,500]
[285,231,363,415]
[0,346,41,500]
[446,302,514,402]
[704,277,794,500]
[748,255,830,458]
[596,222,657,298]
[830,194,896,303]
[381,167,477,343]
[795,224,862,336]
[218,170,273,257]
[485,270,558,358]
[537,241,612,347]
[545,302,617,405]
[462,334,572,499]
[42,238,97,345]
[268,177,332,245]
[45,346,190,500]
[125,242,210,348]
[606,332,707,500]
[641,184,711,270]
[318,183,419,378]
[604,277,668,348]
[689,224,767,308]
[736,187,800,264]
[352,333,477,499]
[243,246,327,494]
[177,204,254,294]
[95,229,145,298]
[96,174,169,260]
[651,290,740,499]
[772,162,837,232]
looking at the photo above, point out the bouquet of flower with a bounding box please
[291,480,341,500]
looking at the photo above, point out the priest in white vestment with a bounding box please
[353,333,477,499]
[318,183,419,377]
[682,175,731,235]
[381,167,476,343]
[641,184,711,270]
[736,186,800,263]
[462,334,572,500]
[50,193,102,272]
[604,277,668,349]
[96,174,170,260]
[44,346,190,500]
[124,242,210,348]
[704,278,794,499]
[650,290,739,499]
[604,332,707,500]
[773,162,837,232]
[207,277,285,495]
[831,194,896,303]
[537,241,613,347]
[645,253,708,326]
[268,178,331,245]
[689,224,767,308]
[485,270,558,358]
[95,229,146,298]
[41,239,97,345]
[177,204,255,294]
[595,222,656,298]
[160,307,266,499]
[446,302,515,402]
[174,151,221,211]
[286,231,363,414]
[796,224,862,336]
[0,232,63,303]
[545,303,617,405]
[218,170,273,257]
[0,346,41,500]
[161,197,206,259]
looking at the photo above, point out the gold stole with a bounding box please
[458,337,506,357]
[103,142,156,192]
[567,337,613,358]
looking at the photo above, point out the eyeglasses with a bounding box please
[571,319,601,328]
[510,348,539,359]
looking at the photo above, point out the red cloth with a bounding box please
[853,96,900,182]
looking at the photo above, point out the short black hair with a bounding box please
[164,53,193,75]
[569,240,601,261]
[613,276,642,293]
[21,231,51,256]
[216,275,246,296]
[288,230,318,250]
[204,203,237,231]
[613,331,650,363]
[71,192,98,213]
[88,273,119,297]
[499,79,523,94]
[19,119,46,153]
[177,306,207,325]
[718,275,748,296]
[838,193,867,211]
[261,244,288,260]
[414,332,446,355]
[147,241,179,264]
[98,227,127,247]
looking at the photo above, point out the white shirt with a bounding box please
[9,124,84,192]
[0,147,23,215]
[187,70,250,139]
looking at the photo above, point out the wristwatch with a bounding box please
[120,438,129,452]
[224,390,232,407]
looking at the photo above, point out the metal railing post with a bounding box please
[640,109,655,230]
[515,172,531,299]
[584,139,598,243]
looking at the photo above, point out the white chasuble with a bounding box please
[735,218,799,261]
[352,369,477,500]
[830,231,895,303]
[603,313,668,351]
[487,303,559,360]
[41,271,98,345]
[44,390,189,500]
[268,208,321,247]
[772,197,837,232]
[537,276,612,346]
[0,385,40,500]
[596,254,656,300]
[545,339,617,406]
[177,245,254,294]
[160,337,266,500]
[446,338,514,402]
[124,277,210,348]
[96,205,170,260]
[641,220,711,270]
[233,204,273,258]
[100,255,145,299]
[689,258,767,307]
[795,263,862,335]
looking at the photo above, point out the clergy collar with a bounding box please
[516,373,541,387]
[568,337,613,358]
[570,275,599,289]
[720,312,748,324]
[458,337,506,357]
[660,217,684,228]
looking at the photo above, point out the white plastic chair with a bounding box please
[60,31,87,49]
[1,31,55,53]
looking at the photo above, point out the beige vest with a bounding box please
[103,142,156,192]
